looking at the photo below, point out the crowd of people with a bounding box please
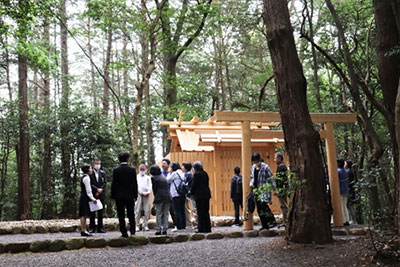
[79,151,356,237]
[78,152,212,237]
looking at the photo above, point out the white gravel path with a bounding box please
[0,237,280,267]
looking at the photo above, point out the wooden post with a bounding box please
[241,120,253,230]
[178,109,184,126]
[324,123,343,226]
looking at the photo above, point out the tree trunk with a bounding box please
[262,0,332,244]
[60,0,74,217]
[102,29,112,117]
[4,34,13,101]
[122,34,129,115]
[41,22,53,219]
[373,0,400,228]
[325,0,384,213]
[160,0,212,154]
[396,82,400,233]
[86,0,97,109]
[308,0,322,112]
[17,31,32,221]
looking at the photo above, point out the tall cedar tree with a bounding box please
[262,0,332,243]
[17,0,32,220]
[373,0,400,231]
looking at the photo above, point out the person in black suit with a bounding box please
[89,158,107,233]
[190,161,212,233]
[111,152,138,237]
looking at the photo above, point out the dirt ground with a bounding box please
[256,236,399,266]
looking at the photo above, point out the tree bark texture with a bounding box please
[373,0,400,229]
[262,0,332,244]
[102,28,112,117]
[60,0,74,217]
[17,21,32,220]
[86,0,97,109]
[41,22,54,219]
[308,0,323,112]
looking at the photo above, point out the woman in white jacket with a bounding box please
[135,164,152,231]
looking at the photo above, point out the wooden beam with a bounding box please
[159,121,278,127]
[178,109,184,126]
[215,111,357,123]
[324,123,343,227]
[241,120,253,230]
[207,115,216,125]
[190,116,199,124]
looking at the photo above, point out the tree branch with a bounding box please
[174,0,212,61]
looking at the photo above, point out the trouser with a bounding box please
[169,204,176,227]
[278,195,288,222]
[256,200,276,229]
[185,198,192,225]
[190,197,198,226]
[89,198,104,230]
[348,203,357,224]
[135,194,151,228]
[340,194,350,223]
[116,198,135,235]
[196,198,211,233]
[233,199,242,224]
[155,201,170,231]
[173,196,186,229]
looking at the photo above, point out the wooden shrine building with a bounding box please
[160,110,357,230]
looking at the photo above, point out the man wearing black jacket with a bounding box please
[89,159,107,233]
[111,152,138,237]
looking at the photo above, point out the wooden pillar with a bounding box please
[324,123,343,226]
[214,149,223,215]
[241,120,253,230]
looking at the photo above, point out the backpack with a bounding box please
[173,173,189,196]
[236,176,243,197]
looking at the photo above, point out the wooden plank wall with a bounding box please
[170,145,283,217]
[169,151,217,215]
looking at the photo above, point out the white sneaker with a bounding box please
[171,227,178,232]
[136,226,140,232]
[144,226,149,231]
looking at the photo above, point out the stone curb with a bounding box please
[0,217,262,236]
[0,227,369,254]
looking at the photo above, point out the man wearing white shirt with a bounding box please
[135,164,152,231]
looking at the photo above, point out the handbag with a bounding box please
[151,206,156,216]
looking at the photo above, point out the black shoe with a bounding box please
[88,228,96,234]
[343,222,350,226]
[130,232,135,236]
[155,231,161,235]
[121,233,128,238]
[97,228,106,233]
[81,231,93,237]
[162,230,167,235]
[268,222,277,228]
